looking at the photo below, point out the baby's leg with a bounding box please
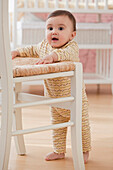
[45,102,91,162]
[45,107,70,161]
[82,99,91,153]
[45,80,91,162]
[82,84,91,163]
[83,151,89,164]
[45,98,91,162]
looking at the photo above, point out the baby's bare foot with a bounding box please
[83,151,89,164]
[45,152,65,161]
[45,151,89,163]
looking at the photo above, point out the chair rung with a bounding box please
[14,96,74,108]
[12,121,74,136]
[13,71,74,83]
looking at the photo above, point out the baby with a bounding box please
[12,10,91,163]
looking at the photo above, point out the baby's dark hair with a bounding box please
[47,10,76,31]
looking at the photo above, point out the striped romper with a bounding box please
[18,39,91,153]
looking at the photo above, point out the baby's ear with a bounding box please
[72,31,76,38]
[70,31,76,40]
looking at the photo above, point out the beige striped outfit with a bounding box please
[18,39,91,153]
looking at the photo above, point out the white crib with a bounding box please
[12,0,113,93]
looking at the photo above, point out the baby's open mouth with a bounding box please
[52,38,58,40]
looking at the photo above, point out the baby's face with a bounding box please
[46,15,76,48]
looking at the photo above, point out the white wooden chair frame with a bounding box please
[0,0,85,170]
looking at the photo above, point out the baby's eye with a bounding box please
[58,27,64,31]
[48,27,53,31]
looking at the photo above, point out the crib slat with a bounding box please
[103,49,106,77]
[65,0,68,8]
[55,0,58,8]
[15,0,113,13]
[45,0,48,8]
[105,0,108,9]
[99,50,102,75]
[75,0,79,9]
[34,0,38,8]
[106,49,109,78]
[96,49,99,74]
[110,49,113,82]
[85,0,88,9]
[95,0,98,9]
[109,50,111,78]
[24,0,27,9]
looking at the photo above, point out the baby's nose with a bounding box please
[52,29,58,34]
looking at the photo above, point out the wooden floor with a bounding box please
[8,84,113,170]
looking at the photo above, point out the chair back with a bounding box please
[0,0,13,169]
[0,0,12,77]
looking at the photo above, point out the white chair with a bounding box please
[0,0,85,170]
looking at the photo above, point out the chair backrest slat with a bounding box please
[0,1,13,169]
[0,0,12,78]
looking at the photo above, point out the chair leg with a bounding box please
[0,81,13,170]
[0,119,12,170]
[70,63,85,170]
[71,116,85,170]
[0,113,12,170]
[13,82,26,155]
[13,109,26,155]
[71,100,85,170]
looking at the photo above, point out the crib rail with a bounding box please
[84,47,113,85]
[96,49,112,79]
[16,0,113,13]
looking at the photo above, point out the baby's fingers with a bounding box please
[36,59,44,64]
[12,55,16,60]
[43,60,52,64]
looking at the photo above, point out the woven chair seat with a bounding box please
[13,57,75,78]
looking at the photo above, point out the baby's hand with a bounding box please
[36,52,58,65]
[11,50,20,59]
[36,55,53,64]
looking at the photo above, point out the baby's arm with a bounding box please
[54,41,79,62]
[36,52,58,64]
[11,44,40,59]
[36,41,79,65]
